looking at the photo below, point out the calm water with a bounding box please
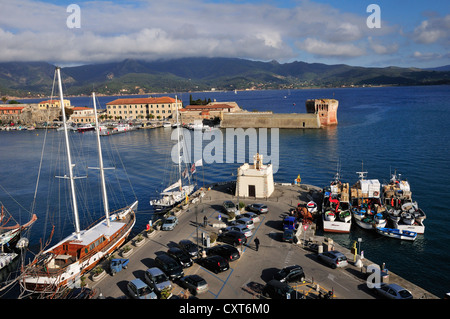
[2,85,449,297]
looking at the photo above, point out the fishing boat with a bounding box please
[382,172,425,234]
[163,121,172,128]
[321,171,352,233]
[20,68,138,294]
[350,167,387,230]
[375,227,417,241]
[150,96,195,212]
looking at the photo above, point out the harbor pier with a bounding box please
[84,182,438,300]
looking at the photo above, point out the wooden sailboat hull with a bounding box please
[21,202,137,293]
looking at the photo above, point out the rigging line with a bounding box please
[0,186,30,217]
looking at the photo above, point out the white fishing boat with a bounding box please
[350,166,387,230]
[163,121,172,128]
[77,123,95,132]
[382,172,426,234]
[20,69,138,294]
[375,227,417,241]
[321,171,352,233]
[150,96,195,212]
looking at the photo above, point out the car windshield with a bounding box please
[138,286,152,296]
[398,290,412,298]
[224,202,234,208]
[154,274,167,283]
[166,219,175,224]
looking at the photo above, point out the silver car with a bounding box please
[373,283,413,299]
[178,275,209,295]
[144,267,172,294]
[162,216,178,231]
[318,251,348,269]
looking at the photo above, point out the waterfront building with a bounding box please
[69,106,96,123]
[305,99,338,126]
[235,153,274,198]
[106,97,182,120]
[38,99,71,110]
[180,101,242,122]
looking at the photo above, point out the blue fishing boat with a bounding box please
[375,227,417,241]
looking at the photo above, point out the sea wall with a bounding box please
[220,112,321,129]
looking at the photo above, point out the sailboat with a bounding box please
[149,96,195,212]
[1,203,36,276]
[20,68,138,293]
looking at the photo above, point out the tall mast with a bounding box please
[92,92,111,227]
[56,67,81,239]
[176,95,182,191]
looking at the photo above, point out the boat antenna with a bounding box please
[356,160,367,180]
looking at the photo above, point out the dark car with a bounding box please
[273,265,305,283]
[197,255,229,273]
[154,253,184,280]
[178,275,209,295]
[207,244,240,262]
[246,203,268,214]
[217,230,247,247]
[282,229,297,243]
[167,247,193,268]
[178,239,199,257]
[262,280,296,299]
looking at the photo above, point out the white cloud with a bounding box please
[368,37,399,55]
[0,0,409,65]
[412,14,450,44]
[297,38,366,57]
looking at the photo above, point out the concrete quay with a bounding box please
[86,182,439,300]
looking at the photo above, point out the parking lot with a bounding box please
[89,183,436,300]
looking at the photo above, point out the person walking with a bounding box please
[203,215,208,227]
[254,237,260,251]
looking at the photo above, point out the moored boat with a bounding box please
[382,172,426,234]
[321,171,352,233]
[20,70,138,294]
[375,227,417,241]
[77,123,95,132]
[350,167,387,230]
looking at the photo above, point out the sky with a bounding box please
[0,0,449,68]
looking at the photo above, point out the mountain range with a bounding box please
[0,58,449,97]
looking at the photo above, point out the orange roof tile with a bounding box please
[106,97,180,105]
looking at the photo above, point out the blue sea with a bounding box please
[1,85,449,298]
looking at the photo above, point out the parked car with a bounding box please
[273,265,305,283]
[283,216,299,230]
[178,239,199,257]
[218,230,247,247]
[233,217,255,229]
[262,279,296,299]
[127,278,157,299]
[207,244,240,262]
[144,267,172,294]
[197,255,229,273]
[223,225,253,237]
[373,283,413,299]
[161,216,178,231]
[154,253,184,280]
[237,212,260,223]
[318,251,348,269]
[246,203,268,214]
[223,200,238,214]
[167,247,193,268]
[282,229,297,243]
[178,275,209,295]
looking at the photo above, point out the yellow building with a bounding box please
[38,99,71,110]
[106,97,182,120]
